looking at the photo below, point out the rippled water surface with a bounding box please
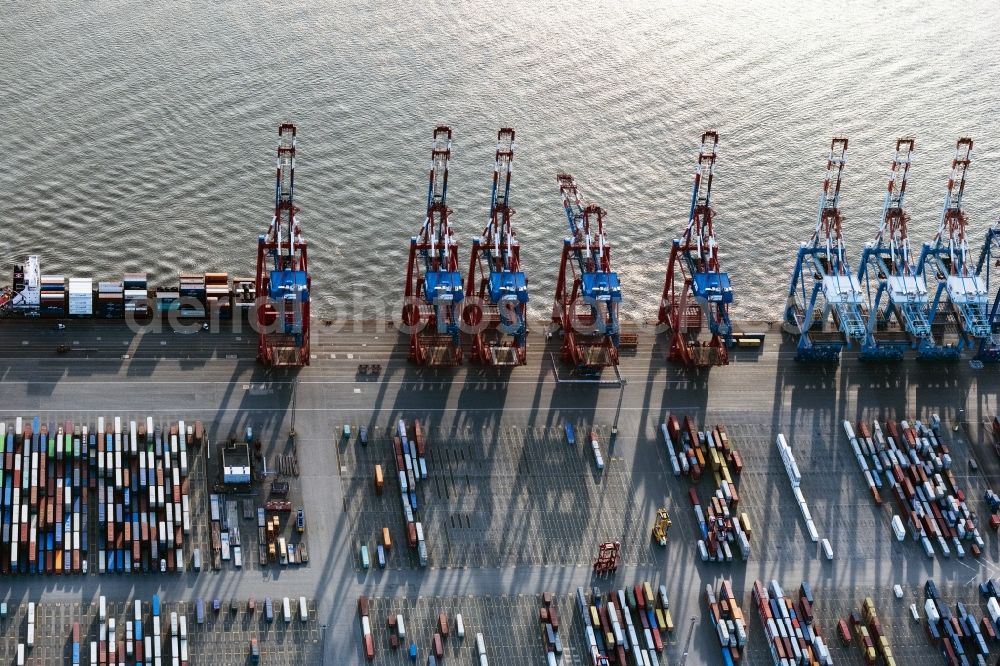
[2,1,999,320]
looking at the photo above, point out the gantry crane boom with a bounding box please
[659,131,733,367]
[401,126,464,366]
[550,174,621,371]
[784,138,865,362]
[255,123,310,366]
[856,139,939,359]
[917,137,989,357]
[463,128,529,366]
[975,221,1000,361]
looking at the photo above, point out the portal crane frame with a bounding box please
[256,123,311,366]
[784,138,866,362]
[918,137,988,357]
[856,139,941,360]
[974,222,1000,361]
[550,174,621,372]
[659,131,733,367]
[463,128,528,366]
[401,126,464,366]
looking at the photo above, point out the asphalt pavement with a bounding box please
[1,318,999,664]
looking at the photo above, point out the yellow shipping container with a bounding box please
[664,609,674,633]
[643,582,655,608]
[739,513,752,536]
[590,606,600,628]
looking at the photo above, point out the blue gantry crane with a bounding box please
[917,138,988,358]
[855,139,942,360]
[975,222,1000,362]
[785,138,866,362]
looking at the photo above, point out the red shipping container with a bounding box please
[433,633,443,658]
[731,450,743,474]
[838,619,851,644]
[548,606,559,631]
[634,585,646,610]
[407,523,417,548]
[357,595,369,617]
[438,612,449,636]
[364,634,375,660]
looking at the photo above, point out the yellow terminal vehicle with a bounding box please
[651,509,672,546]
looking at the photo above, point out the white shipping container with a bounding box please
[891,515,906,541]
[821,539,833,560]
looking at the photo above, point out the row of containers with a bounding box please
[0,416,201,576]
[12,256,253,318]
[750,580,833,666]
[575,582,673,666]
[924,578,1000,665]
[356,596,489,664]
[842,417,985,559]
[30,595,185,666]
[775,433,835,560]
[368,418,430,569]
[660,416,751,563]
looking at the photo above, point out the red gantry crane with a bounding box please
[550,175,622,372]
[401,126,465,366]
[659,131,734,367]
[463,128,529,366]
[255,123,311,366]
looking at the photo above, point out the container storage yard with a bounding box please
[5,127,1000,666]
[0,416,201,576]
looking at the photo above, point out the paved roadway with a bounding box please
[2,317,1000,664]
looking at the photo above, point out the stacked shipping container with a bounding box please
[843,418,984,559]
[662,416,749,562]
[393,419,429,568]
[0,417,89,575]
[0,416,200,577]
[706,580,748,665]
[95,418,196,574]
[751,579,832,665]
[575,582,671,665]
[776,433,820,543]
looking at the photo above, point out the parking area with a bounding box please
[341,424,654,571]
[201,432,311,573]
[0,597,320,666]
[363,594,591,665]
[657,416,998,566]
[740,581,988,666]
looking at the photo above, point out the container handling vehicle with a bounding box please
[255,123,311,366]
[659,131,734,367]
[651,508,672,546]
[463,128,529,366]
